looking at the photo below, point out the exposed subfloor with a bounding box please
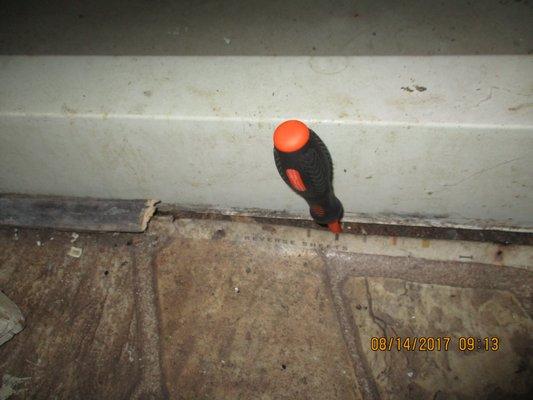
[0,217,532,399]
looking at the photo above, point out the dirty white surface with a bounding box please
[175,219,533,271]
[0,1,532,231]
[1,56,531,230]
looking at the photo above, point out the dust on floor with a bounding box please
[0,217,531,400]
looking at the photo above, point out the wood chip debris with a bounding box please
[68,246,82,258]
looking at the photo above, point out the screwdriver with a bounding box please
[273,120,344,234]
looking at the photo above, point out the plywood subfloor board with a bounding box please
[0,194,158,232]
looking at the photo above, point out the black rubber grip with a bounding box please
[274,130,343,225]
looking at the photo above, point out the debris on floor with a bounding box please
[0,374,31,400]
[0,291,24,347]
[67,246,82,258]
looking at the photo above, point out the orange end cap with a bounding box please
[327,220,342,234]
[273,120,310,153]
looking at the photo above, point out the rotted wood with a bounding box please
[0,194,158,232]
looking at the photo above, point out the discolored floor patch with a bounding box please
[0,228,142,399]
[155,236,359,399]
[343,277,532,399]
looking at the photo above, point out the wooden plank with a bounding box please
[0,194,158,232]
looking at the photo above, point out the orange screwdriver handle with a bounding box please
[273,120,343,234]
